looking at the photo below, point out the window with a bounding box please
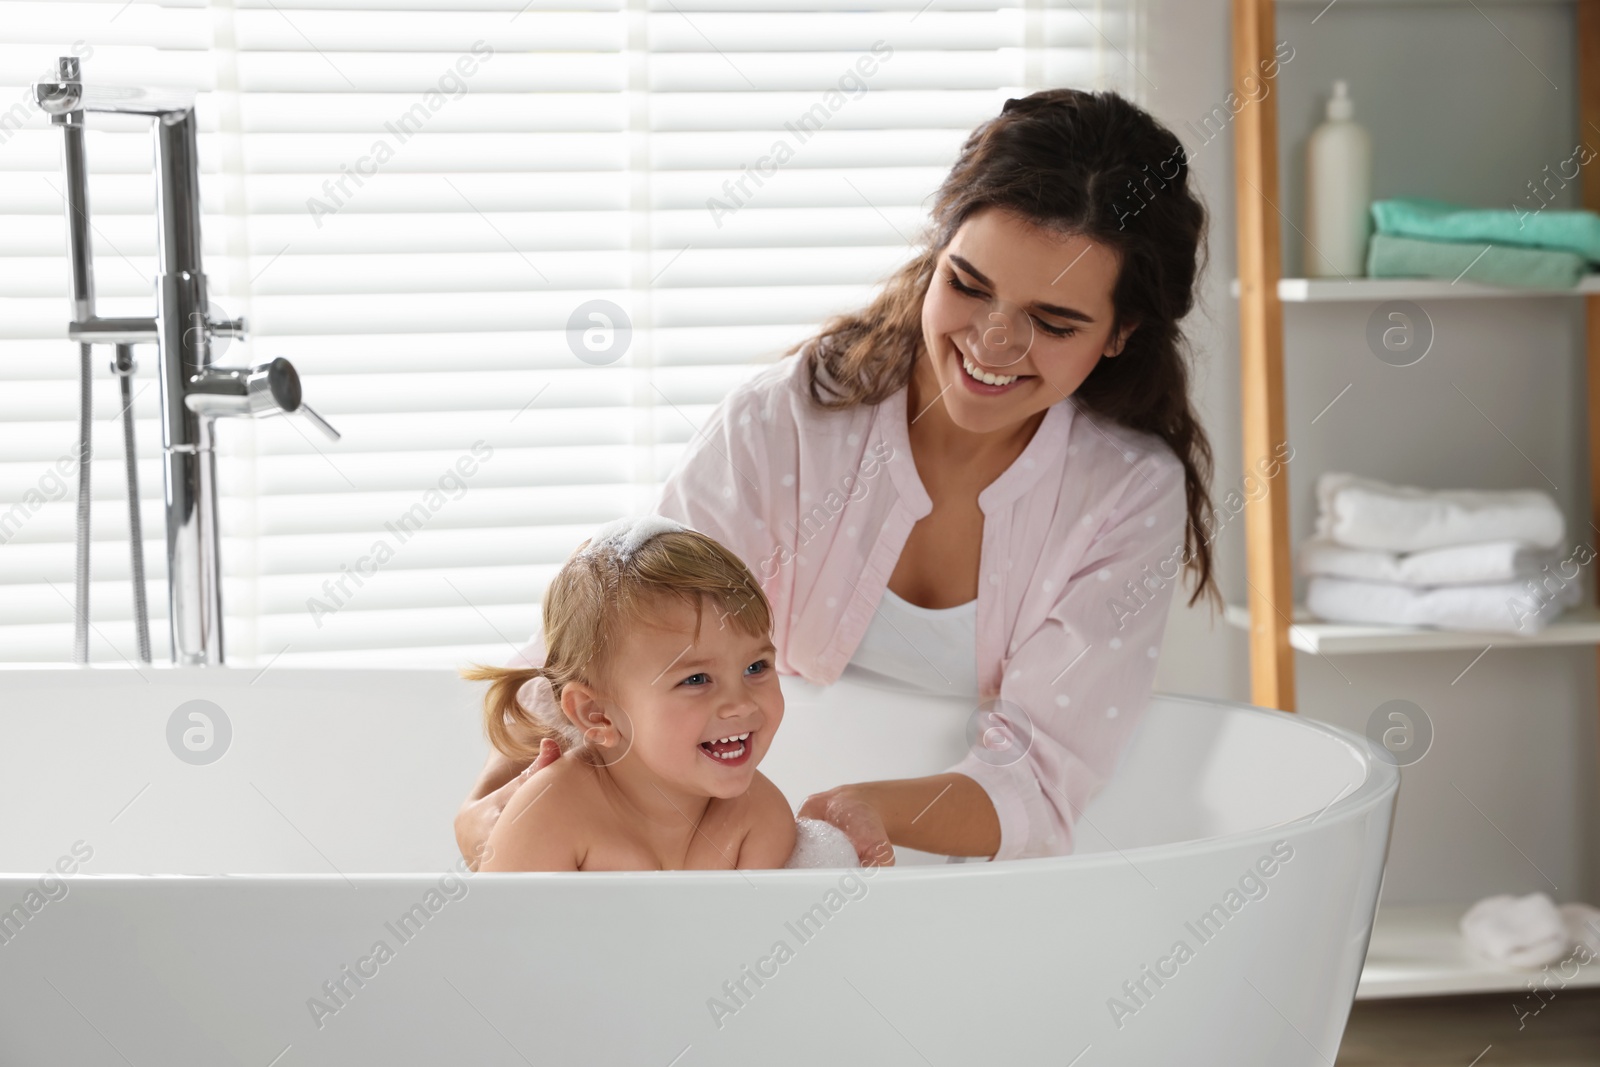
[0,0,1142,666]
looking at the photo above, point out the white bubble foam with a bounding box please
[584,514,688,563]
[783,817,861,869]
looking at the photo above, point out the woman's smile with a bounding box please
[952,340,1036,395]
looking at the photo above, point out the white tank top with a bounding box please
[838,587,980,700]
[838,587,981,865]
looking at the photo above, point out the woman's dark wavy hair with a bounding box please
[787,87,1219,613]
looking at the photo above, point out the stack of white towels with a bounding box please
[1303,472,1581,635]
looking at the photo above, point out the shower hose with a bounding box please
[73,343,152,664]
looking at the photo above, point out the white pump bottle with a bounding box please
[1305,79,1372,278]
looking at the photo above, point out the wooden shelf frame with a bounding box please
[1229,0,1600,710]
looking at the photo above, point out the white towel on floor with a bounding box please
[1306,571,1581,634]
[1461,894,1600,970]
[1460,892,1570,969]
[1299,536,1563,587]
[1315,471,1565,553]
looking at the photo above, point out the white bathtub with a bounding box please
[0,666,1396,1066]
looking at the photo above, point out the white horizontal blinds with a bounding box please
[0,0,1137,667]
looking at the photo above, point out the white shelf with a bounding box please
[1357,903,1600,1000]
[1229,275,1600,302]
[1223,602,1600,655]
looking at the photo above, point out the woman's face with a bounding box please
[918,205,1133,436]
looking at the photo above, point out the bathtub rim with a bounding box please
[0,667,1397,884]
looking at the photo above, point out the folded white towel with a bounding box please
[784,817,860,869]
[1300,536,1563,587]
[1306,572,1581,634]
[1561,902,1600,956]
[1461,892,1571,969]
[1315,471,1565,553]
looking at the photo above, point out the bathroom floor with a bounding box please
[1336,990,1600,1065]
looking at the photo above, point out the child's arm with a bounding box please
[478,766,584,872]
[734,772,799,869]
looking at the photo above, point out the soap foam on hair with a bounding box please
[584,515,688,563]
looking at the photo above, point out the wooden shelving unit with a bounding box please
[1229,0,1600,710]
[1228,0,1600,1005]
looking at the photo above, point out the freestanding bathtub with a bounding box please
[0,666,1396,1066]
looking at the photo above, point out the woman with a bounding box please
[456,87,1219,868]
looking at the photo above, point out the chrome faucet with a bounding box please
[34,58,339,666]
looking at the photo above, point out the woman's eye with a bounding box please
[1033,318,1077,338]
[746,658,771,676]
[946,274,982,299]
[948,273,1077,338]
[679,672,710,687]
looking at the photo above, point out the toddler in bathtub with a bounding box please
[460,517,799,871]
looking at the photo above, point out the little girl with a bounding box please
[461,516,797,871]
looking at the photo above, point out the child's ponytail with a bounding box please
[459,662,568,763]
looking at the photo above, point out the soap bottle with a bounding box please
[1305,79,1372,278]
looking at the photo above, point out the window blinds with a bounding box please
[0,0,1142,667]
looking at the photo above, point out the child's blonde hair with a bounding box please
[460,521,773,765]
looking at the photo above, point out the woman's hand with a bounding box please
[455,738,561,870]
[798,785,895,867]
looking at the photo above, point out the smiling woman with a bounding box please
[459,87,1220,871]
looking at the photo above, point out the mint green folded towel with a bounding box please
[1371,196,1600,263]
[1366,233,1585,289]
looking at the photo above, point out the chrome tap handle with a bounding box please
[299,403,341,442]
[184,357,340,440]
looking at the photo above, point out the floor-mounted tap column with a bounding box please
[152,108,223,666]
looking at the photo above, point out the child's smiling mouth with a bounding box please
[698,731,752,765]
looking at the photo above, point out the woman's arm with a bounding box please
[806,451,1188,863]
[799,772,1000,862]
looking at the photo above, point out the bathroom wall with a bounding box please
[1143,0,1600,905]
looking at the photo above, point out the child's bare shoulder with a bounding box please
[730,772,797,869]
[480,754,598,871]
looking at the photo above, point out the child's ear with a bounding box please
[560,682,621,749]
